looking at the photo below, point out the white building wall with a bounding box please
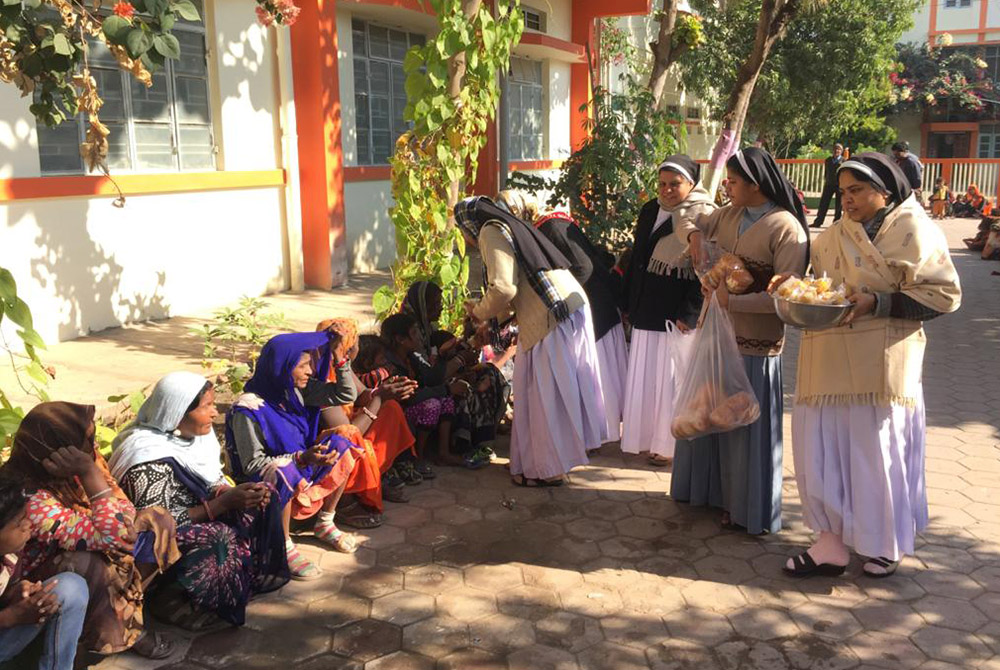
[0,0,288,344]
[900,0,931,44]
[936,4,980,33]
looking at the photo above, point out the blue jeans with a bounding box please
[0,572,88,670]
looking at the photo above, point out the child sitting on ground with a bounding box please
[929,178,952,219]
[0,478,89,670]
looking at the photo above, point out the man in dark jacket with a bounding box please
[892,141,923,200]
[811,143,844,227]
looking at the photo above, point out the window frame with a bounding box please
[351,18,425,167]
[507,57,545,162]
[36,16,215,176]
[944,0,972,7]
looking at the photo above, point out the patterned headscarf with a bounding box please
[3,402,123,511]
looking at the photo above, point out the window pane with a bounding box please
[370,60,391,134]
[134,123,175,169]
[353,57,369,99]
[104,122,131,171]
[355,93,370,132]
[87,38,119,68]
[409,33,425,47]
[130,72,171,122]
[389,29,408,60]
[356,128,371,165]
[93,68,126,120]
[175,31,207,77]
[509,86,522,135]
[510,136,522,161]
[369,26,389,59]
[352,20,367,56]
[174,76,210,123]
[391,62,406,135]
[372,130,392,163]
[37,122,82,173]
[178,125,214,170]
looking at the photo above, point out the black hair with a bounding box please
[353,334,386,374]
[892,141,909,152]
[0,478,29,529]
[430,329,456,350]
[380,313,417,347]
[184,380,214,415]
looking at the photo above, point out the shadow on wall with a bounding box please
[8,202,172,342]
[347,185,395,272]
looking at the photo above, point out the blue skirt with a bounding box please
[670,354,783,535]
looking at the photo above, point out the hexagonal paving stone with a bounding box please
[565,518,618,542]
[433,541,491,569]
[974,591,1000,620]
[913,594,989,632]
[521,564,585,592]
[497,584,562,621]
[470,613,536,654]
[535,611,604,654]
[436,585,498,622]
[407,489,457,509]
[727,607,799,641]
[438,647,508,670]
[850,599,925,636]
[970,565,1000,592]
[365,651,434,670]
[581,499,631,522]
[738,577,808,610]
[704,534,767,560]
[579,558,641,591]
[383,504,431,528]
[289,653,363,670]
[598,536,657,561]
[628,497,679,521]
[615,516,669,540]
[537,537,601,566]
[914,570,985,599]
[305,592,371,629]
[508,643,580,670]
[375,543,433,570]
[845,631,926,669]
[914,544,979,574]
[664,608,735,647]
[791,602,863,640]
[331,619,401,662]
[434,504,484,526]
[646,639,718,670]
[370,590,436,626]
[693,554,758,585]
[577,641,649,670]
[911,625,992,664]
[464,563,524,591]
[857,574,927,603]
[533,500,585,524]
[342,566,404,599]
[558,584,624,619]
[406,522,463,548]
[975,620,1000,654]
[354,524,406,550]
[780,634,860,670]
[401,615,470,659]
[620,579,686,617]
[600,614,670,649]
[680,580,749,612]
[185,623,332,669]
[404,564,464,596]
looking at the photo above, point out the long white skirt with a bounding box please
[595,323,628,443]
[621,325,693,458]
[510,307,606,480]
[791,390,927,560]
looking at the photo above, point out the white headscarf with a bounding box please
[109,371,225,488]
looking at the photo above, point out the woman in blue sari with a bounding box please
[226,332,375,580]
[110,372,289,629]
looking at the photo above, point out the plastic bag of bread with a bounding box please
[702,253,753,294]
[670,293,761,440]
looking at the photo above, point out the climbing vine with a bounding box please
[372,0,524,329]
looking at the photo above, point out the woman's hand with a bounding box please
[377,378,418,402]
[220,483,269,511]
[688,231,706,269]
[713,282,730,309]
[767,273,798,295]
[842,291,876,326]
[675,321,691,334]
[300,444,334,467]
[41,446,97,479]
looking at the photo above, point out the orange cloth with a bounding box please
[290,446,363,520]
[334,400,415,512]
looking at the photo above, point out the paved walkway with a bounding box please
[40,218,1000,669]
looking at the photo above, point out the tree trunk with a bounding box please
[446,0,484,218]
[703,0,803,195]
[647,0,679,110]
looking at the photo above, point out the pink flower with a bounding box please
[255,4,275,26]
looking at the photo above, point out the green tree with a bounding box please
[889,41,992,113]
[679,0,919,157]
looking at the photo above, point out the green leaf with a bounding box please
[125,28,153,59]
[0,408,23,437]
[170,0,200,21]
[146,0,168,18]
[0,268,15,305]
[5,298,32,329]
[152,33,180,59]
[372,286,397,317]
[26,360,48,385]
[129,390,146,415]
[403,48,423,73]
[16,328,46,350]
[107,393,128,403]
[159,11,176,31]
[51,33,72,55]
[102,15,132,45]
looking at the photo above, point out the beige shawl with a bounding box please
[796,195,961,407]
[647,185,717,276]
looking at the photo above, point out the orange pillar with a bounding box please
[290,0,349,288]
[570,5,597,152]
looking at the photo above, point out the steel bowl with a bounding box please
[774,297,851,331]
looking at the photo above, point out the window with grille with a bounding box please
[352,19,425,165]
[507,58,544,161]
[522,7,545,32]
[36,4,214,175]
[686,106,700,120]
[979,124,1000,158]
[944,0,972,7]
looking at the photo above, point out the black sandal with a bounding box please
[863,556,899,578]
[783,551,847,578]
[511,475,563,488]
[131,630,176,659]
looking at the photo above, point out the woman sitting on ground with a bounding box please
[226,332,377,580]
[402,281,508,466]
[109,372,289,629]
[309,317,418,508]
[379,313,472,470]
[0,478,90,670]
[0,402,180,659]
[953,183,987,218]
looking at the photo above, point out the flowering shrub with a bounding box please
[255,0,299,27]
[890,41,992,113]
